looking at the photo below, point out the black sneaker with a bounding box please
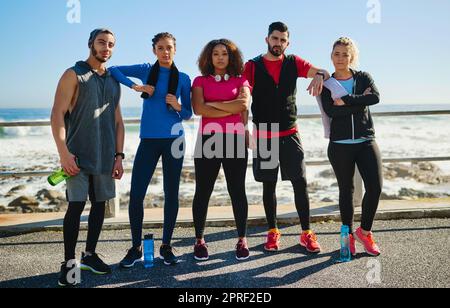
[120,247,143,268]
[160,245,179,266]
[80,252,112,275]
[58,261,79,287]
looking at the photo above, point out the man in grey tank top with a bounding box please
[51,29,125,287]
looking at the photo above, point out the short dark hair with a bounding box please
[198,39,244,77]
[152,32,176,49]
[268,22,289,37]
[88,28,115,47]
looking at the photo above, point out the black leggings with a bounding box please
[328,140,383,233]
[63,201,105,261]
[193,134,248,239]
[263,179,311,231]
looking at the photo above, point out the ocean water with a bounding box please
[2,104,449,163]
[1,104,450,208]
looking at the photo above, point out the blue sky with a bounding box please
[0,0,449,108]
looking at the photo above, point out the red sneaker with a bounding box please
[300,231,321,253]
[264,229,281,252]
[349,234,356,257]
[236,238,250,261]
[194,240,209,261]
[354,227,381,256]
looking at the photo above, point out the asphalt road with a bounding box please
[0,218,449,288]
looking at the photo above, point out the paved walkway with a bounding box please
[0,219,449,288]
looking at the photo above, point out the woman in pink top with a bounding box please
[192,39,251,261]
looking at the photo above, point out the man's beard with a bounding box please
[268,44,284,57]
[91,46,110,63]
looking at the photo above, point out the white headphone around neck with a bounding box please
[212,74,230,82]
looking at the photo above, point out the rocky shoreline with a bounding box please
[1,162,449,214]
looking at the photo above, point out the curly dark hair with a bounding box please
[197,39,244,77]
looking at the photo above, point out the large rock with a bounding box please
[398,188,442,199]
[24,165,48,172]
[318,169,336,179]
[180,196,194,208]
[410,162,448,185]
[8,196,40,208]
[181,170,196,183]
[383,164,411,180]
[8,196,40,213]
[380,192,402,200]
[9,185,27,193]
[4,185,27,197]
[150,177,160,185]
[133,194,164,209]
[55,203,68,212]
[36,189,64,202]
[384,162,449,185]
[120,195,130,210]
[308,181,327,193]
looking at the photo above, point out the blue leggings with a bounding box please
[129,138,184,247]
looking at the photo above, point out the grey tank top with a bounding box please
[65,61,121,175]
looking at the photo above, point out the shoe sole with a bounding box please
[159,256,179,266]
[354,233,381,256]
[80,264,110,275]
[236,255,250,261]
[194,256,209,261]
[58,281,78,287]
[264,246,279,252]
[120,258,143,269]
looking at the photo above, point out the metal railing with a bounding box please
[1,110,450,127]
[1,110,450,216]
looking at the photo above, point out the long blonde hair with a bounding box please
[333,37,359,69]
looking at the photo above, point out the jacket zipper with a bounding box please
[351,73,357,140]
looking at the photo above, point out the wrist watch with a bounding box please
[115,152,125,160]
[316,71,326,79]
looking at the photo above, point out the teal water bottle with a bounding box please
[47,157,79,186]
[143,234,154,269]
[340,225,352,262]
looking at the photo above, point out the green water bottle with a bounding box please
[47,158,79,186]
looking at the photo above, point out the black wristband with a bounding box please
[316,71,325,79]
[115,153,125,160]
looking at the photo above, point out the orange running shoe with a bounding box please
[354,227,381,256]
[264,229,281,252]
[300,230,321,253]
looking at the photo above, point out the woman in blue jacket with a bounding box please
[110,32,192,267]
